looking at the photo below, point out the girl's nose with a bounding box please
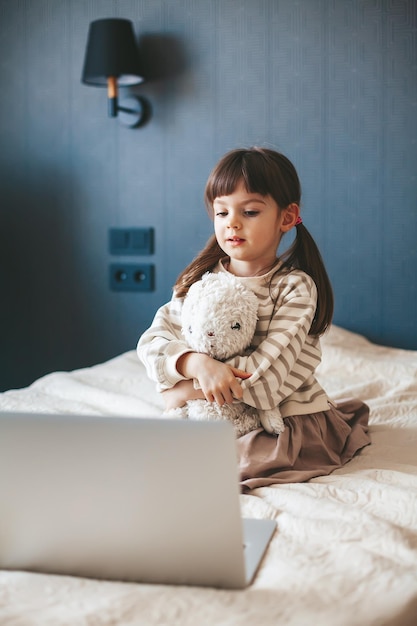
[227,213,241,229]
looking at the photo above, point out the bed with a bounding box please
[1,325,416,626]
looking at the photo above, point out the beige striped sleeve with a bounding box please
[227,271,320,410]
[136,297,191,391]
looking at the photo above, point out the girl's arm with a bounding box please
[138,296,251,404]
[176,352,250,406]
[137,297,192,390]
[225,271,321,410]
[162,360,251,410]
[162,379,205,410]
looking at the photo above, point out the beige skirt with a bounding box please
[237,398,371,491]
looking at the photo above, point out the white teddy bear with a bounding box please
[165,272,285,437]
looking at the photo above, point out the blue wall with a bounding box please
[0,0,416,391]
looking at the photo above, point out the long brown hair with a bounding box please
[174,147,333,336]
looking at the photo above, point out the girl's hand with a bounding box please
[176,352,251,406]
[161,379,204,410]
[230,367,252,380]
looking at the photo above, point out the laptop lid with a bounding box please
[0,412,275,589]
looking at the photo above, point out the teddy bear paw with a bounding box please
[259,409,285,435]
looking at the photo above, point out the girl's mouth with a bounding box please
[227,237,245,245]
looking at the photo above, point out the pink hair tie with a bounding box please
[295,216,303,226]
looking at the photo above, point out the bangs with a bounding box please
[205,150,271,208]
[204,148,300,213]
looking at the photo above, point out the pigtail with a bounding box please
[174,235,224,298]
[280,223,334,336]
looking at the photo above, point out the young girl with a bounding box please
[137,147,370,490]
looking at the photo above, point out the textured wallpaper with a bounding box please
[0,0,416,389]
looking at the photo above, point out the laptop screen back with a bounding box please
[0,413,249,588]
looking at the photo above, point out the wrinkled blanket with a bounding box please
[1,325,417,626]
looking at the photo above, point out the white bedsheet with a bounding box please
[1,325,417,626]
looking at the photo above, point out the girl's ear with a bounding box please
[280,203,300,232]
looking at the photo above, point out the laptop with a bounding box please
[0,412,275,589]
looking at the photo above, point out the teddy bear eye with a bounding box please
[231,322,241,331]
[188,326,192,334]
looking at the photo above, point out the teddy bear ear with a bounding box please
[194,272,209,291]
[187,275,205,296]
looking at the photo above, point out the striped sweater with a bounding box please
[137,260,331,418]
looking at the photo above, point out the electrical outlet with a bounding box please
[109,228,154,255]
[110,264,154,292]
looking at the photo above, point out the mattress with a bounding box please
[0,325,416,626]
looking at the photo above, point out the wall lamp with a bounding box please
[81,18,149,128]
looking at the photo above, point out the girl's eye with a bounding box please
[231,322,241,331]
[215,211,228,217]
[244,210,259,217]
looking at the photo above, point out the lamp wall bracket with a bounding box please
[111,95,149,128]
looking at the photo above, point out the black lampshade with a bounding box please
[81,18,144,87]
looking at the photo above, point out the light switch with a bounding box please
[109,228,154,255]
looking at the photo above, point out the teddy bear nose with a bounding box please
[207,331,215,337]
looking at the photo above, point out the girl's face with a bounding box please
[213,180,298,277]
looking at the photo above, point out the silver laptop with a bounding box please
[0,412,275,589]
